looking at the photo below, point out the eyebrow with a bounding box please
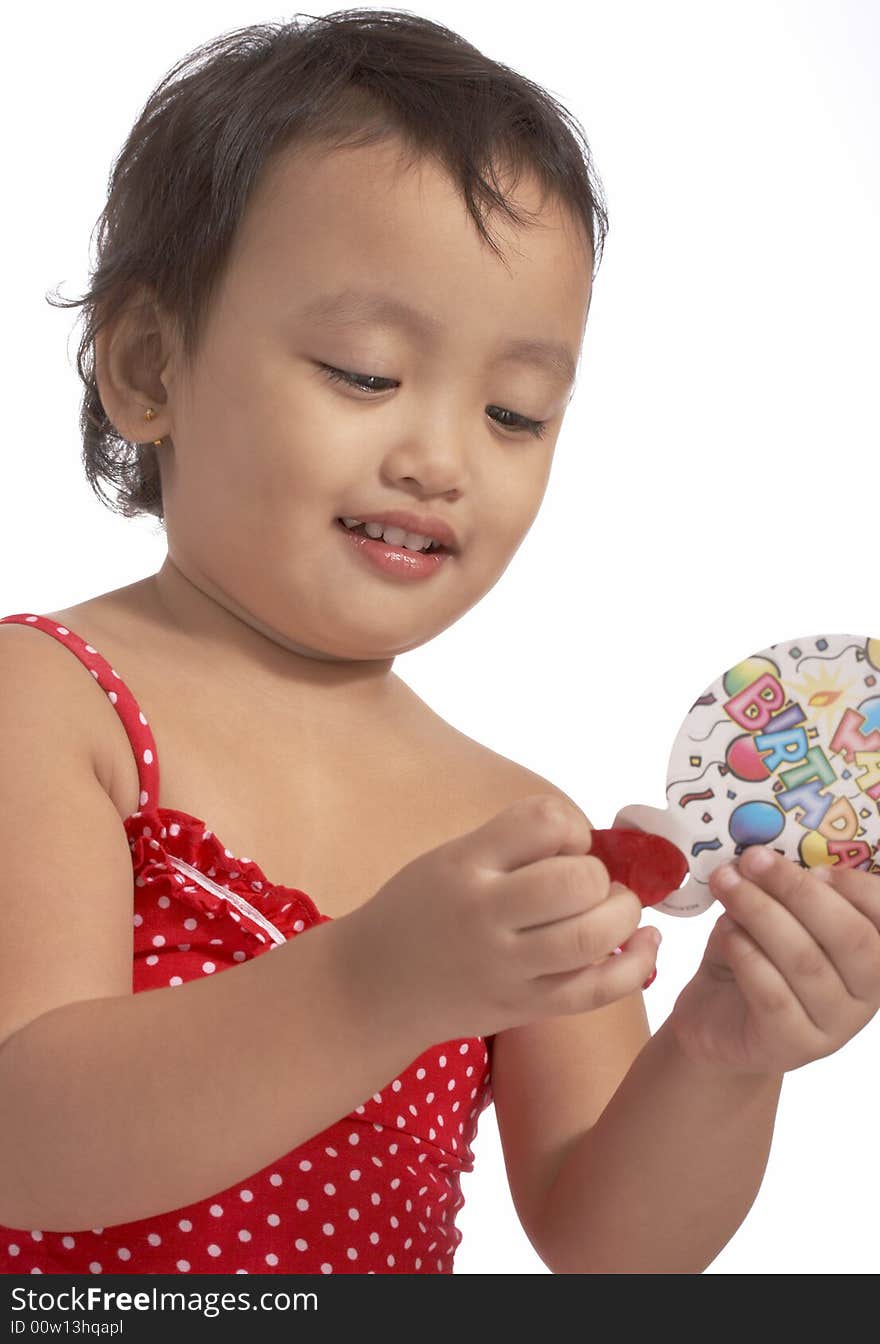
[300,287,578,387]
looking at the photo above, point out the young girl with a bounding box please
[2,10,878,1277]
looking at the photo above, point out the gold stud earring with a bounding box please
[143,408,164,447]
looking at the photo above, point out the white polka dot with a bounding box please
[152,935,165,947]
[62,1236,75,1249]
[323,1183,336,1196]
[7,1245,19,1256]
[176,1260,190,1272]
[296,1199,309,1212]
[369,1232,379,1245]
[348,1133,359,1145]
[207,1245,221,1257]
[347,1248,358,1260]
[269,1173,283,1186]
[238,1230,252,1242]
[267,1214,280,1227]
[143,749,153,765]
[209,1205,223,1217]
[320,1263,332,1274]
[265,1253,279,1267]
[202,962,216,974]
[348,1208,360,1221]
[184,919,198,931]
[147,1234,162,1247]
[178,1220,192,1232]
[89,1262,102,1273]
[349,1169,361,1181]
[391,1079,402,1092]
[239,1189,254,1202]
[295,1239,308,1252]
[416,1068,426,1079]
[117,1248,131,1261]
[387,1253,395,1267]
[140,791,149,807]
[322,1223,334,1235]
[299,1160,312,1172]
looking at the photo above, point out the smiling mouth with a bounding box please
[334,518,449,554]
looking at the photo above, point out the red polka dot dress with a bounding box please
[0,613,494,1276]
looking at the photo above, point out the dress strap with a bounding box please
[0,612,161,810]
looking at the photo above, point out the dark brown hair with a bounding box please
[48,8,609,526]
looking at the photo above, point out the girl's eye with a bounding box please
[317,363,549,440]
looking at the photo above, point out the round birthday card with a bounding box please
[615,633,880,917]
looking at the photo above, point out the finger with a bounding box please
[518,881,643,976]
[710,856,847,1031]
[468,793,591,874]
[502,853,609,931]
[530,925,660,1013]
[814,861,880,930]
[714,914,829,1052]
[738,846,880,1002]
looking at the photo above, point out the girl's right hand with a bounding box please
[343,793,660,1045]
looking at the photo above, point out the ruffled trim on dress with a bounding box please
[124,804,329,946]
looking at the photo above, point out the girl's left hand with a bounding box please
[666,846,880,1076]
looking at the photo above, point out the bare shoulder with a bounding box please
[428,712,590,826]
[0,610,115,795]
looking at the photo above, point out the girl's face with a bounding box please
[151,138,592,662]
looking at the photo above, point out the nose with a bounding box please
[380,407,469,498]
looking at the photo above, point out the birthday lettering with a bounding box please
[724,673,785,731]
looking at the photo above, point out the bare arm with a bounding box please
[536,1017,784,1273]
[0,915,426,1232]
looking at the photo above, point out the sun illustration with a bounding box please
[787,664,851,744]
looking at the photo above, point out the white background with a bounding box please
[2,0,878,1273]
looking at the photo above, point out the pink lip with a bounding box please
[337,510,459,553]
[335,518,453,581]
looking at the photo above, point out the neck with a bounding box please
[133,555,401,716]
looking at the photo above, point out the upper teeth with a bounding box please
[341,517,440,552]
